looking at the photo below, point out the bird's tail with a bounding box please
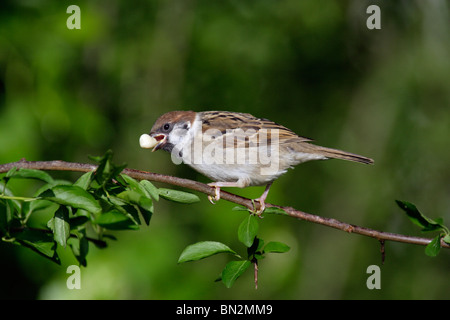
[298,143,374,165]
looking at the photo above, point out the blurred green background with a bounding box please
[1,0,450,299]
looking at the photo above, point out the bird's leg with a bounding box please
[207,180,248,204]
[207,181,239,204]
[253,183,272,216]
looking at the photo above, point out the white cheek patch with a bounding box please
[139,134,158,149]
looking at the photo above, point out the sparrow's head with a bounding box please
[149,111,196,152]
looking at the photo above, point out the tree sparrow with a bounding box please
[141,111,374,213]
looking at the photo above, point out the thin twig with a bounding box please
[380,239,386,265]
[1,159,449,250]
[253,258,258,290]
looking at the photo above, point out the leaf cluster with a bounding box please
[178,212,290,288]
[0,151,199,265]
[396,200,450,257]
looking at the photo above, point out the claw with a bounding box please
[208,195,215,204]
[251,182,272,216]
[208,185,221,204]
[252,198,266,217]
[206,182,271,215]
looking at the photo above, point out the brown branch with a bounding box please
[1,159,449,250]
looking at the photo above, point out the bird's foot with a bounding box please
[207,184,221,204]
[250,183,272,216]
[251,198,266,217]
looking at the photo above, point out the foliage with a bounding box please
[0,151,199,266]
[0,151,290,288]
[396,200,450,257]
[178,214,290,288]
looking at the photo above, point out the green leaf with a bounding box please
[41,185,102,215]
[6,168,54,184]
[263,241,290,253]
[14,229,59,264]
[74,171,94,190]
[101,234,117,241]
[136,207,152,226]
[47,206,70,248]
[0,183,21,227]
[221,260,251,288]
[4,166,18,179]
[118,190,153,212]
[159,188,200,204]
[178,241,237,263]
[231,205,288,215]
[116,190,153,225]
[232,206,250,212]
[238,215,259,247]
[264,207,288,215]
[247,237,263,259]
[68,232,89,267]
[24,198,57,213]
[395,200,443,232]
[140,180,159,201]
[90,150,126,187]
[95,210,139,230]
[2,199,16,230]
[425,235,441,257]
[442,234,450,245]
[116,175,154,225]
[120,175,147,195]
[107,200,141,226]
[256,238,265,251]
[69,216,90,229]
[32,180,72,198]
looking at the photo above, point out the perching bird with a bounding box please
[140,110,373,213]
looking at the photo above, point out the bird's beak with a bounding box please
[151,134,167,152]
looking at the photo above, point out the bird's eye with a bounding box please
[162,123,171,131]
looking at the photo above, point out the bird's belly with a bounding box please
[179,141,297,186]
[187,162,287,186]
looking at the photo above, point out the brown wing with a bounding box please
[199,111,311,147]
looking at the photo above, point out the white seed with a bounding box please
[139,134,157,149]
